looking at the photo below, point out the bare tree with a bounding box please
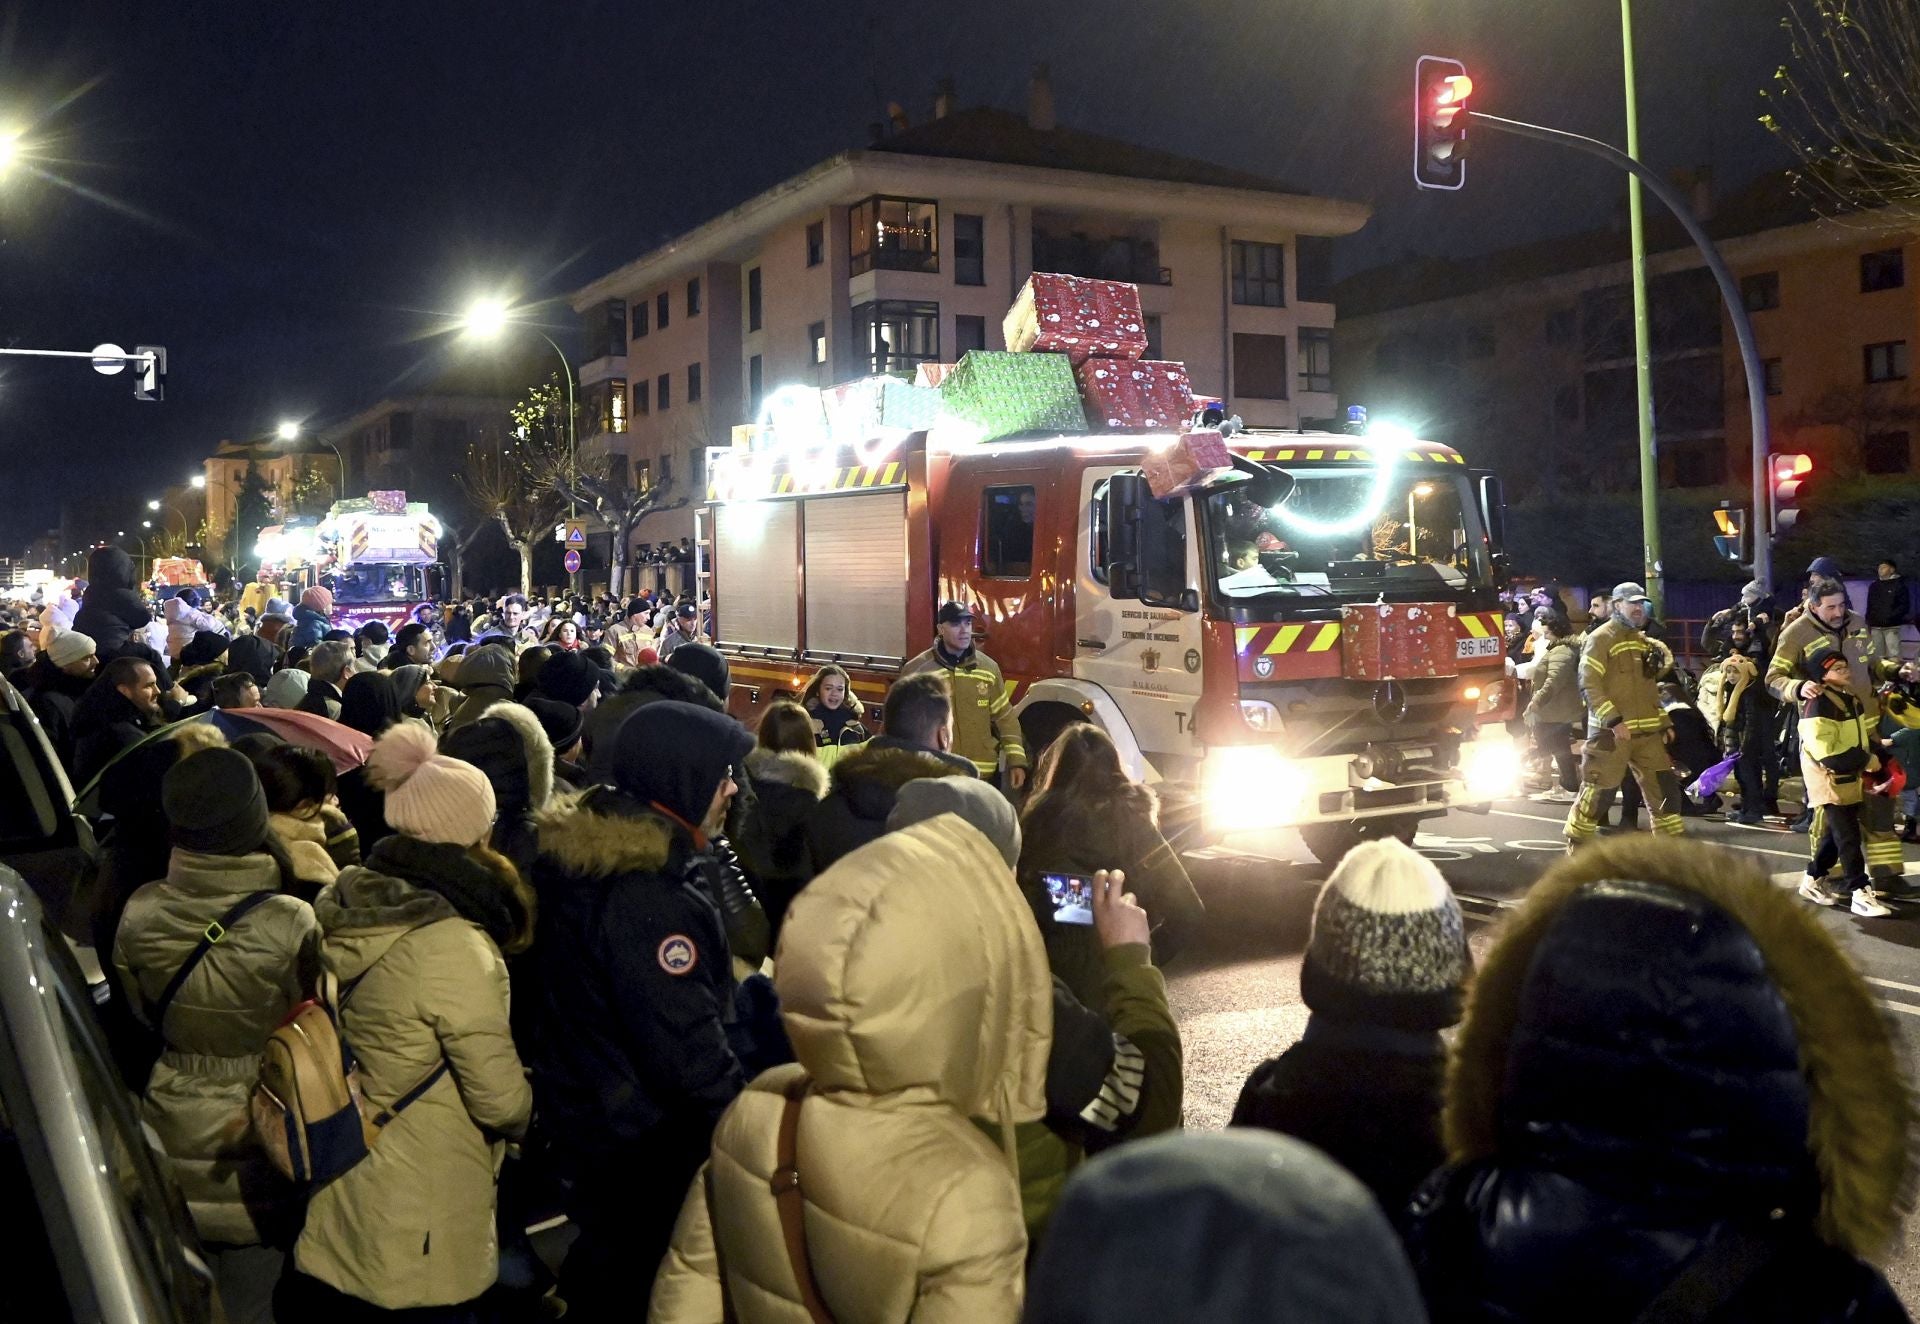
[458,433,566,597]
[437,518,493,600]
[1761,0,1920,218]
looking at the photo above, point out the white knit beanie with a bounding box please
[365,722,496,846]
[1301,837,1469,1030]
[48,629,97,669]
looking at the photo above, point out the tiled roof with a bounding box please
[1335,171,1823,318]
[871,106,1306,196]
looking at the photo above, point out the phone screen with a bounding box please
[1042,872,1096,926]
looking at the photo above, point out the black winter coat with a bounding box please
[72,547,151,659]
[739,747,828,943]
[527,790,747,1271]
[1867,576,1911,629]
[19,653,93,772]
[70,681,159,787]
[1406,852,1912,1324]
[1231,1016,1447,1222]
[803,736,975,873]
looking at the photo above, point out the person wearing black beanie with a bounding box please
[664,641,730,703]
[528,698,768,1313]
[537,649,601,710]
[113,745,318,1319]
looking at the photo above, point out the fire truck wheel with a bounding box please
[1299,816,1420,867]
[1018,703,1085,764]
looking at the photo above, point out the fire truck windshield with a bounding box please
[1205,469,1492,600]
[330,563,430,604]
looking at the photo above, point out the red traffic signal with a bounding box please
[1769,452,1811,536]
[1415,56,1472,191]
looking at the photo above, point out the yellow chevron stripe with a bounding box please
[1306,449,1325,460]
[777,473,794,494]
[1461,614,1491,639]
[1236,626,1260,653]
[1272,449,1296,460]
[1244,450,1265,461]
[1266,624,1305,655]
[881,462,900,484]
[1307,622,1341,652]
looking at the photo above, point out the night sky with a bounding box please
[0,0,1790,556]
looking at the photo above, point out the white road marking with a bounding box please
[1879,1001,1920,1018]
[1866,976,1920,997]
[1486,808,1813,861]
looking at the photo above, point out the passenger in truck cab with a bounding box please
[800,663,870,749]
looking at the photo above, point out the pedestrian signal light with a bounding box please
[134,345,167,403]
[1415,56,1472,191]
[1712,502,1747,566]
[1769,452,1811,536]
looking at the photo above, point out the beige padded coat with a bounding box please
[113,849,318,1245]
[649,815,1053,1324]
[292,864,532,1309]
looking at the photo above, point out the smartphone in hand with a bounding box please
[1042,872,1096,926]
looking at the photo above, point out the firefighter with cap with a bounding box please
[902,601,1029,790]
[1768,573,1920,895]
[1564,581,1686,851]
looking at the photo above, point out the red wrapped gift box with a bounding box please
[1141,429,1232,500]
[1341,603,1457,680]
[1076,359,1196,432]
[1003,272,1148,363]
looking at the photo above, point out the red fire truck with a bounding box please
[697,424,1519,863]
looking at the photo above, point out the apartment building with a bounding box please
[1333,173,1920,500]
[570,73,1371,546]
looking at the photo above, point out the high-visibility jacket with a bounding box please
[1798,683,1877,808]
[1578,618,1671,739]
[1767,609,1899,719]
[901,645,1028,777]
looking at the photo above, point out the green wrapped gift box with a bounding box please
[938,351,1088,442]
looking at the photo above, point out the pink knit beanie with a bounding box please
[365,722,495,846]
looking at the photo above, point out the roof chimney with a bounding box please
[1028,63,1056,132]
[933,76,956,120]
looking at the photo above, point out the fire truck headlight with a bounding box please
[1237,700,1279,732]
[1459,733,1522,800]
[1203,745,1309,833]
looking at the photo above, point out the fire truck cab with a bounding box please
[700,424,1520,864]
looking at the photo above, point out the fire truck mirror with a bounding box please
[1476,473,1508,558]
[1100,474,1145,601]
[1136,492,1192,612]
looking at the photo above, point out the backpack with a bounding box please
[250,937,448,1185]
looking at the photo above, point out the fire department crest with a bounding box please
[1140,648,1161,674]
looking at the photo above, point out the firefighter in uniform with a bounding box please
[902,601,1029,790]
[1767,574,1920,896]
[1564,582,1686,851]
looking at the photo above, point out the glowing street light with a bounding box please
[462,298,510,340]
[276,420,300,442]
[147,499,160,511]
[0,131,19,178]
[189,474,206,489]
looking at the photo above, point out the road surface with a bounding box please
[1170,793,1920,1307]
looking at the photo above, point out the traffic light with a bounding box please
[1769,452,1811,536]
[1415,56,1472,191]
[1712,503,1747,565]
[134,345,166,402]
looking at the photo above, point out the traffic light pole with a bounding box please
[1620,0,1662,615]
[1466,110,1773,594]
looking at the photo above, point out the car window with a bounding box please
[0,713,61,848]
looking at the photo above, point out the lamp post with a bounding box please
[120,529,149,580]
[277,420,345,501]
[462,298,580,589]
[1619,0,1664,613]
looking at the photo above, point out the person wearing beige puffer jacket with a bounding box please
[650,814,1052,1324]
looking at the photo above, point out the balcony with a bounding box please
[1031,231,1170,286]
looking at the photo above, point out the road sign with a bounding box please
[563,520,587,548]
[563,549,582,574]
[91,343,128,375]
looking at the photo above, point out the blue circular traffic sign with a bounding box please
[564,549,582,574]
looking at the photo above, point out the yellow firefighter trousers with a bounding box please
[1807,799,1903,882]
[1565,731,1685,845]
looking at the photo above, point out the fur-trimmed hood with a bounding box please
[744,746,828,799]
[533,787,677,881]
[829,737,973,799]
[477,699,556,810]
[1446,836,1913,1260]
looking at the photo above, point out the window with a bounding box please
[1742,271,1781,312]
[688,447,704,493]
[656,291,670,331]
[806,220,824,267]
[1232,332,1289,399]
[1861,248,1905,293]
[1866,340,1910,384]
[955,314,987,356]
[747,267,763,333]
[634,378,650,416]
[657,371,671,411]
[687,277,702,317]
[852,300,940,376]
[1145,314,1164,360]
[954,213,985,286]
[1230,240,1285,306]
[749,354,764,415]
[982,485,1037,578]
[635,459,651,491]
[1297,328,1334,393]
[1763,357,1784,396]
[1295,236,1334,303]
[807,321,827,365]
[849,195,939,275]
[584,299,627,360]
[1553,383,1580,423]
[1544,307,1575,344]
[660,453,672,486]
[687,362,702,403]
[598,378,628,433]
[632,300,648,339]
[1865,431,1911,474]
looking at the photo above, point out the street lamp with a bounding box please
[121,529,149,580]
[0,131,20,179]
[189,474,206,490]
[461,296,580,587]
[274,419,344,501]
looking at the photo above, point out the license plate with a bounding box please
[1457,636,1502,660]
